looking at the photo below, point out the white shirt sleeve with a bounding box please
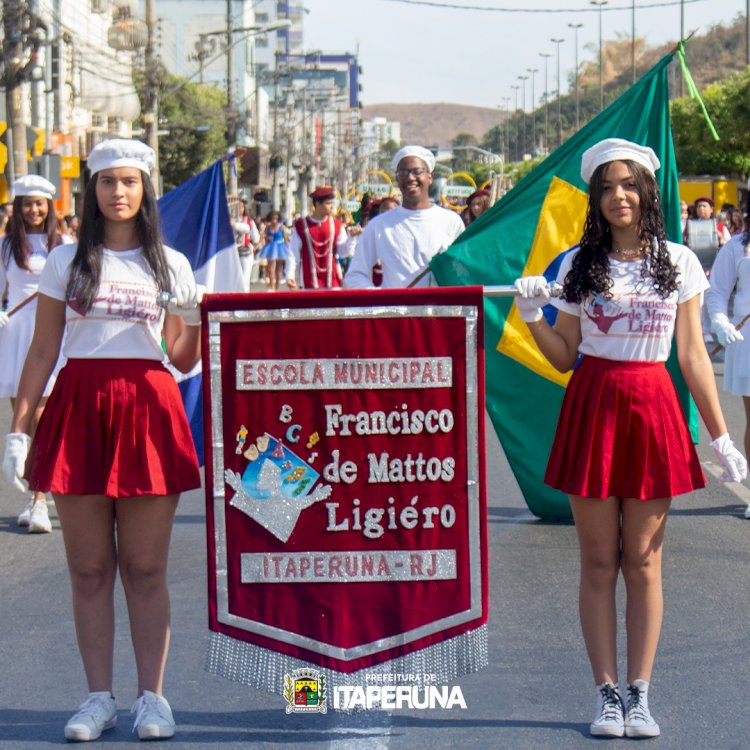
[344,223,376,289]
[248,220,260,245]
[706,237,740,319]
[549,250,580,317]
[335,224,348,254]
[38,243,71,301]
[286,229,301,283]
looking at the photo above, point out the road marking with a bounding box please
[702,460,750,509]
[327,709,392,750]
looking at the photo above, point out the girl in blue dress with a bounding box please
[258,210,289,292]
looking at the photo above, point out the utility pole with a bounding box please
[226,0,238,196]
[144,0,160,193]
[2,0,30,182]
[591,0,608,111]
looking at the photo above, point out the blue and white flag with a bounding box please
[158,157,244,463]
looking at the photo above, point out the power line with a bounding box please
[382,0,703,12]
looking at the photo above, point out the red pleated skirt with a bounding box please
[545,356,705,500]
[28,358,201,497]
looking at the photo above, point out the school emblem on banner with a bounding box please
[202,287,488,693]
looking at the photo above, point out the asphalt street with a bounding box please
[1,356,749,749]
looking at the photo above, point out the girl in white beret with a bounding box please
[2,139,204,741]
[1,174,67,533]
[514,138,746,739]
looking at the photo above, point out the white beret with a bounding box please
[88,138,155,176]
[13,174,55,200]
[580,138,660,183]
[391,145,436,173]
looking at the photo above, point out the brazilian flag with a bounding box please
[431,52,694,519]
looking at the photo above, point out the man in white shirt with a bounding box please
[344,145,464,289]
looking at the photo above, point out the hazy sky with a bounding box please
[304,0,747,109]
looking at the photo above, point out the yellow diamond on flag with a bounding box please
[498,175,589,387]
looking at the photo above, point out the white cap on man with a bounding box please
[13,174,56,200]
[88,139,156,176]
[580,138,660,184]
[391,145,436,173]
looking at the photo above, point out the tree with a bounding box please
[671,68,750,177]
[375,138,400,173]
[134,69,229,192]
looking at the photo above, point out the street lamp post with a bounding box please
[551,37,565,147]
[567,22,583,131]
[631,0,636,83]
[518,75,528,159]
[539,52,552,153]
[591,0,608,112]
[510,84,520,162]
[527,67,538,156]
[501,96,511,164]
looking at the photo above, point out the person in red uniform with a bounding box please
[287,186,348,289]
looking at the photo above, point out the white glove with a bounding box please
[167,283,206,326]
[710,433,748,483]
[0,311,9,329]
[513,276,551,323]
[3,433,30,493]
[710,314,744,347]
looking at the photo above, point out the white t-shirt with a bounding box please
[551,241,708,362]
[1,234,54,309]
[344,205,465,289]
[39,243,196,361]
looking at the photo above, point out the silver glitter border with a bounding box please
[207,303,482,662]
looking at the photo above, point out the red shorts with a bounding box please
[28,358,201,497]
[545,356,705,500]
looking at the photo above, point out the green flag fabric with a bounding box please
[431,52,696,519]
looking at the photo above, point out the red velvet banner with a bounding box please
[203,287,487,676]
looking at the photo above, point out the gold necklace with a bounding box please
[611,246,645,260]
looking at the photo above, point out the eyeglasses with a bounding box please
[395,167,429,178]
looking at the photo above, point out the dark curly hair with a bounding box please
[562,159,678,303]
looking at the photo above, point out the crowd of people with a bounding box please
[1,136,750,743]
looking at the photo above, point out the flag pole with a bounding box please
[6,292,38,317]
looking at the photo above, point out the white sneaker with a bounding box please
[131,690,175,739]
[17,499,33,527]
[590,682,624,737]
[28,499,51,533]
[64,692,117,741]
[625,679,660,738]
[744,504,750,519]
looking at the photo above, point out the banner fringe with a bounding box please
[205,627,488,699]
